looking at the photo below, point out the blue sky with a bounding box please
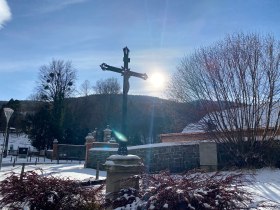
[1,0,280,100]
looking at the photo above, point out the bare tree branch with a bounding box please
[169,33,280,167]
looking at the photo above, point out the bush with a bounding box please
[105,188,141,209]
[218,141,280,169]
[107,170,253,210]
[0,170,104,210]
[2,169,274,209]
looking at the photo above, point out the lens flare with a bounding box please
[149,72,165,89]
[113,130,128,142]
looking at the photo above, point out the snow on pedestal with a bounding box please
[104,154,143,198]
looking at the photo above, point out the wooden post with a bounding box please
[52,139,58,160]
[96,161,100,180]
[20,163,25,181]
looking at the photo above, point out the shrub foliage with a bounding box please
[2,169,276,209]
[0,170,103,210]
[106,170,253,210]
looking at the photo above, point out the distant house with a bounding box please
[161,102,280,143]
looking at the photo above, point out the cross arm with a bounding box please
[100,63,123,74]
[127,70,148,80]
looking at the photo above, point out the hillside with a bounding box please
[64,94,204,132]
[1,95,206,145]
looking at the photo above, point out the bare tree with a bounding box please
[38,60,76,101]
[169,33,280,167]
[93,77,121,95]
[80,80,92,96]
[36,59,77,141]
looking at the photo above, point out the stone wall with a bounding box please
[87,142,200,173]
[160,132,212,143]
[87,148,116,169]
[84,142,119,168]
[160,129,280,143]
[85,139,280,172]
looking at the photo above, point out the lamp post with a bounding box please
[0,108,14,170]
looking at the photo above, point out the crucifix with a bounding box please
[100,47,148,155]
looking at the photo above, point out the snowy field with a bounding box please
[0,163,107,182]
[0,134,107,181]
[1,135,280,209]
[243,168,280,209]
[1,153,84,166]
[1,163,280,209]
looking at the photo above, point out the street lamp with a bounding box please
[0,108,14,170]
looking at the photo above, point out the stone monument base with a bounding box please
[104,154,143,199]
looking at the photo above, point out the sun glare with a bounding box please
[149,72,165,89]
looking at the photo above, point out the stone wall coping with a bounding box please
[161,128,280,138]
[90,142,199,152]
[128,142,198,150]
[160,132,207,137]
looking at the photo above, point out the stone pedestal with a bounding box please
[199,141,217,171]
[103,125,112,142]
[104,155,143,198]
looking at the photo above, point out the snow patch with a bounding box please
[107,154,141,160]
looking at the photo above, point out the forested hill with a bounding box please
[0,95,207,145]
[62,94,207,144]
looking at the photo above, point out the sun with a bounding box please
[149,72,165,89]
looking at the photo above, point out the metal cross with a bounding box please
[100,47,148,155]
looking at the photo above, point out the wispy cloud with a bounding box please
[0,0,11,28]
[35,0,88,14]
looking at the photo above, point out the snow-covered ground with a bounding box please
[1,134,280,209]
[1,163,280,209]
[243,168,280,209]
[0,133,36,152]
[0,134,107,182]
[0,163,107,182]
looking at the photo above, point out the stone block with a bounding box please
[199,141,217,171]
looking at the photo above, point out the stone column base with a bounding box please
[104,154,144,198]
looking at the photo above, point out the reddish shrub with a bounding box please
[107,170,253,210]
[0,170,104,210]
[105,188,140,209]
[140,170,251,209]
